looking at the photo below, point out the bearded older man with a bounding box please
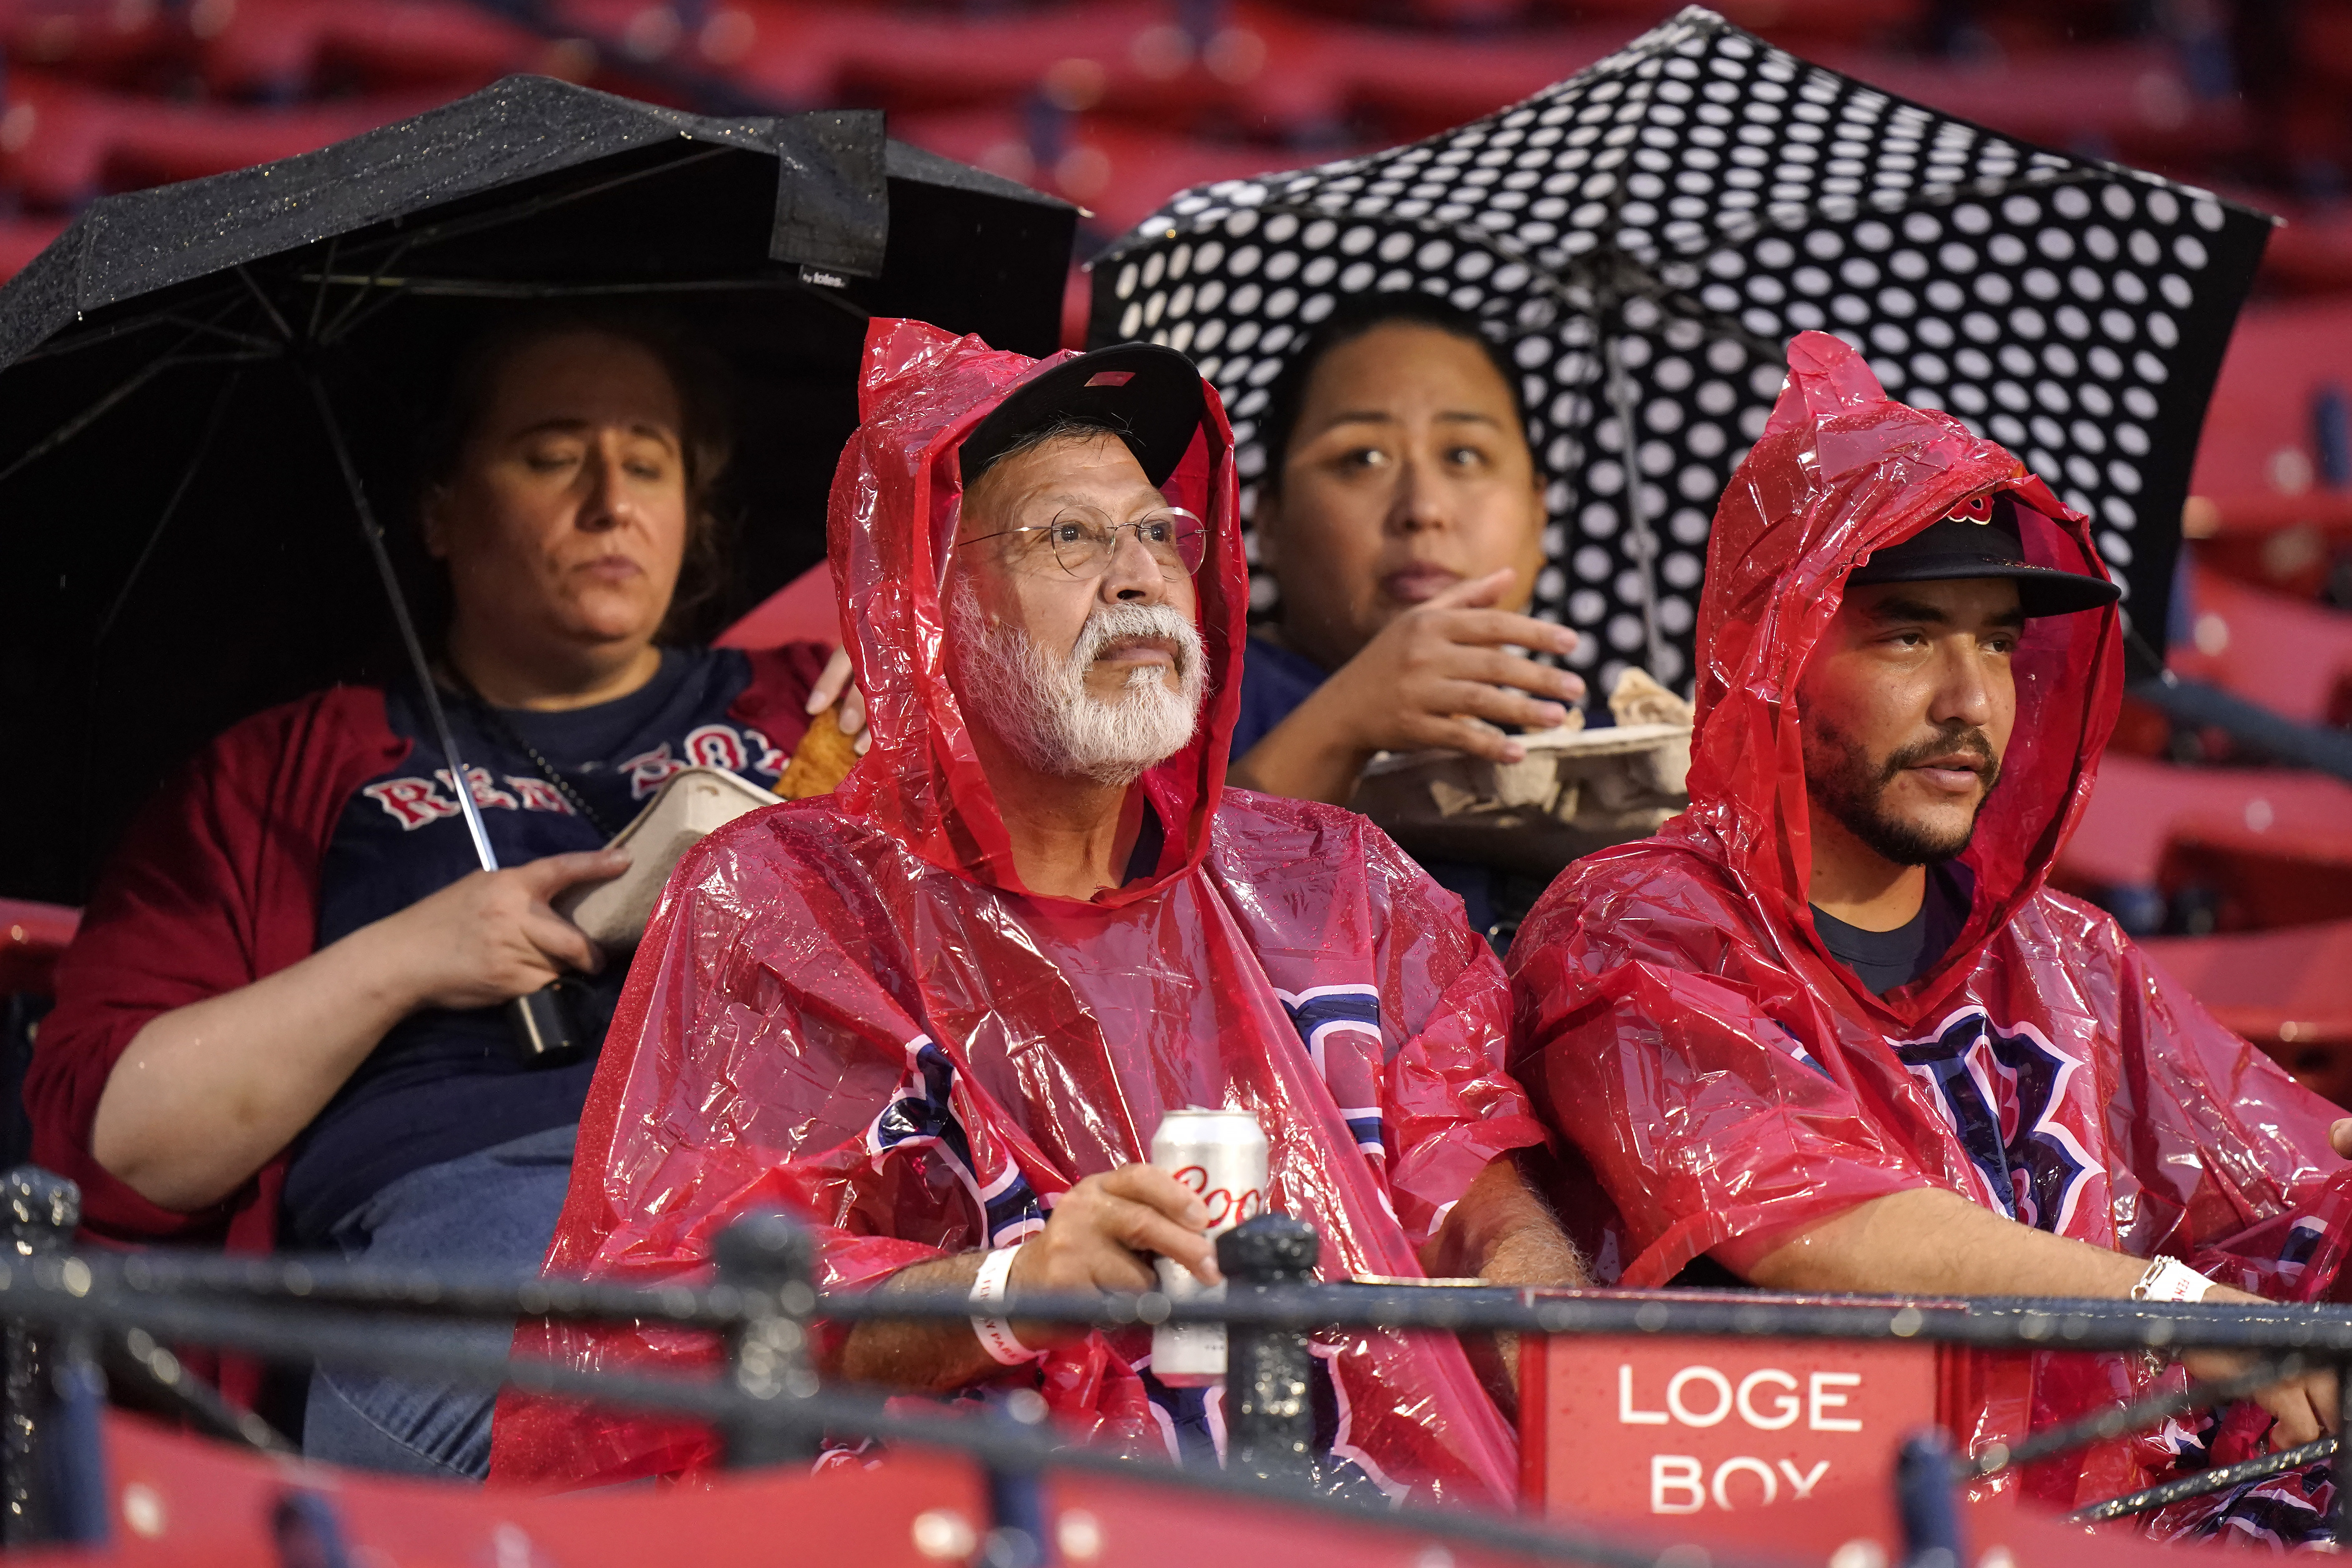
[490,321,1582,1499]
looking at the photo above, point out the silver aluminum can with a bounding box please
[1148,1106,1270,1387]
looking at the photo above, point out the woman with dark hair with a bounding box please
[1229,292,1585,936]
[25,309,857,1477]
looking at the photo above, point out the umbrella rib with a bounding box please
[301,373,501,877]
[91,372,243,652]
[0,345,265,489]
[318,239,420,347]
[306,234,341,345]
[8,294,281,367]
[231,263,298,347]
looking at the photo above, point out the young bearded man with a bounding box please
[1509,332,2352,1543]
[491,321,1582,1500]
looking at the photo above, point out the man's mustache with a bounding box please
[1073,604,1199,677]
[1878,726,1999,786]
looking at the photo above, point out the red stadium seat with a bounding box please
[0,69,173,208]
[2168,561,2352,729]
[95,89,444,196]
[0,213,67,282]
[2142,920,2352,1107]
[2155,826,2352,933]
[2261,204,2352,295]
[195,0,547,99]
[1803,42,2247,167]
[0,898,77,997]
[890,108,1326,238]
[2183,298,2352,587]
[2056,752,2352,893]
[717,561,838,651]
[0,0,189,88]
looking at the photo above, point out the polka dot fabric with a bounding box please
[1088,4,2271,690]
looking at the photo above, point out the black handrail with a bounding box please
[5,1193,2347,1556]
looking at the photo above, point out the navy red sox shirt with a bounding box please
[282,646,800,1247]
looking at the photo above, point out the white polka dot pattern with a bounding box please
[1090,5,2269,682]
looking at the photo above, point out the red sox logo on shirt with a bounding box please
[361,724,785,830]
[1891,1006,2098,1234]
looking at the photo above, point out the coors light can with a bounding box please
[1148,1106,1270,1387]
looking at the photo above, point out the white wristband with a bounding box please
[2132,1257,2215,1304]
[968,1245,1043,1366]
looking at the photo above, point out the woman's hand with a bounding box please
[370,848,630,1012]
[1231,568,1586,804]
[807,645,870,755]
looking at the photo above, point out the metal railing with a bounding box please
[3,1167,2345,1563]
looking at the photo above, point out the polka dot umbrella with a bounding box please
[1089,5,2274,695]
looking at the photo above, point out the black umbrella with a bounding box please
[0,76,1074,927]
[1090,5,2270,700]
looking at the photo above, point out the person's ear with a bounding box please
[420,485,454,561]
[1251,485,1282,577]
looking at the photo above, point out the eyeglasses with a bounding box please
[958,507,1206,581]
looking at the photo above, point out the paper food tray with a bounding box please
[554,765,779,951]
[1352,721,1693,874]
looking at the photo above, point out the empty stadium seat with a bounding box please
[196,0,547,100]
[2142,919,2352,1108]
[0,0,190,89]
[2058,752,2352,894]
[2168,561,2352,729]
[0,898,75,998]
[0,70,433,206]
[0,213,67,279]
[890,106,1314,238]
[2185,297,2352,566]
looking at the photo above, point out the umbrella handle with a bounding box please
[508,986,588,1065]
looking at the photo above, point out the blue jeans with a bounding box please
[299,1123,577,1480]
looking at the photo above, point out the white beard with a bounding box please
[950,582,1208,787]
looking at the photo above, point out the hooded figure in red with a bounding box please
[1509,333,2352,1536]
[491,320,1564,1499]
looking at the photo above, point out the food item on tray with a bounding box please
[777,702,860,800]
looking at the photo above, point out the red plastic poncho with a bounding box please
[1506,332,2352,1513]
[490,319,1546,1501]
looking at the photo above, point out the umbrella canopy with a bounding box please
[1089,5,2271,699]
[0,76,1074,907]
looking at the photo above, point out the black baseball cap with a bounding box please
[958,343,1207,489]
[1847,490,2122,617]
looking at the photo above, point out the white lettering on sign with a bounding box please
[1652,1457,1834,1514]
[1779,1459,1830,1499]
[1737,1369,1800,1430]
[1652,1456,1705,1514]
[1619,1365,1870,1430]
[1809,1372,1863,1432]
[1666,1367,1734,1428]
[1618,1365,1667,1425]
[1711,1457,1778,1510]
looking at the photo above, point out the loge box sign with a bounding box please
[1520,1295,1963,1555]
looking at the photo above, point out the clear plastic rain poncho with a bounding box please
[1507,332,2352,1525]
[491,320,1547,1502]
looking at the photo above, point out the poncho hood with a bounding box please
[1688,330,2126,1022]
[828,319,1246,903]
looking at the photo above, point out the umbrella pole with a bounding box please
[302,376,584,1064]
[1598,321,1668,684]
[301,376,500,876]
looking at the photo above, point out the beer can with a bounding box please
[1148,1106,1269,1387]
